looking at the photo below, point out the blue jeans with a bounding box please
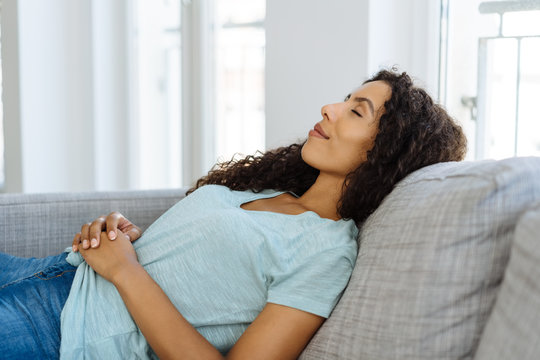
[0,252,76,360]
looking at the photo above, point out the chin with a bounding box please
[300,140,312,159]
[300,142,320,170]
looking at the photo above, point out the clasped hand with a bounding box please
[72,211,142,251]
[72,212,143,283]
[79,229,140,283]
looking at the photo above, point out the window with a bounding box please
[214,0,266,163]
[130,0,183,189]
[0,1,266,192]
[441,0,540,160]
[130,0,265,189]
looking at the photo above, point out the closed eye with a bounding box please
[352,109,363,117]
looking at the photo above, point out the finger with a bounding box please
[125,227,142,243]
[117,216,134,233]
[89,216,107,248]
[77,242,87,258]
[107,211,132,240]
[80,223,92,249]
[106,212,123,240]
[72,233,82,252]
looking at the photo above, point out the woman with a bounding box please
[0,69,466,359]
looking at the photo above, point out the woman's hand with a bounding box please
[72,212,142,252]
[78,230,141,284]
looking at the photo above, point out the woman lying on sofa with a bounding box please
[0,69,467,360]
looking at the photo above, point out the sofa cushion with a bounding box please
[474,202,540,360]
[300,157,540,360]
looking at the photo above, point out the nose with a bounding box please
[321,104,337,123]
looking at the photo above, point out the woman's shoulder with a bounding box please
[306,215,359,241]
[190,184,275,195]
[274,216,358,266]
[189,184,228,195]
[317,218,358,247]
[190,184,285,202]
[186,184,234,202]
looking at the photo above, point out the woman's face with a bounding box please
[301,80,391,177]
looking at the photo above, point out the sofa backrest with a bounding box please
[0,189,185,257]
[301,157,540,359]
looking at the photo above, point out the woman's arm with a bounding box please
[79,231,324,360]
[226,302,324,359]
[115,266,324,359]
[113,261,224,360]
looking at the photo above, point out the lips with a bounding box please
[314,123,330,139]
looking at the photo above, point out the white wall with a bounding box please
[265,0,370,149]
[265,0,441,149]
[367,0,441,98]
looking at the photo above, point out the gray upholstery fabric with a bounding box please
[0,189,186,258]
[474,202,540,360]
[300,157,540,360]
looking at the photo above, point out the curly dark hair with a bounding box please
[188,69,467,225]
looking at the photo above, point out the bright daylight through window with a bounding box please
[131,0,183,190]
[214,0,266,164]
[441,0,540,160]
[132,0,265,189]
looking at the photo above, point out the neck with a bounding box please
[296,172,345,221]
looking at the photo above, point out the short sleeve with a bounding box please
[266,245,356,318]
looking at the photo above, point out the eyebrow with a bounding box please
[344,94,375,116]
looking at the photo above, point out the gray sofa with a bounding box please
[1,157,540,359]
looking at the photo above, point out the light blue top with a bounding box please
[60,185,358,359]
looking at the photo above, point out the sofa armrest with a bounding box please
[0,189,186,258]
